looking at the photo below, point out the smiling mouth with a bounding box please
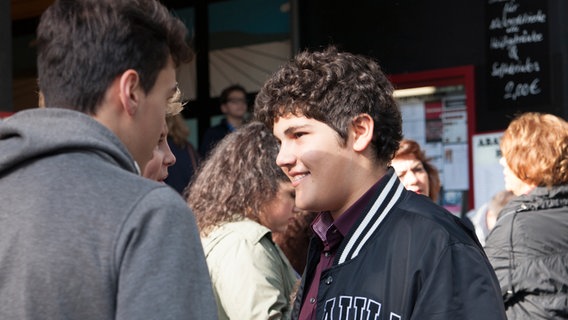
[290,173,309,187]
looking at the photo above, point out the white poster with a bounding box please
[472,131,505,209]
[442,143,469,190]
[399,100,426,145]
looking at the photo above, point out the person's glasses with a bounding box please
[227,98,248,105]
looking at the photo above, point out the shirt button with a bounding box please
[309,297,316,304]
[325,276,333,285]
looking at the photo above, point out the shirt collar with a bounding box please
[311,174,385,241]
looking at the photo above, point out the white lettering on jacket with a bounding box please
[323,296,401,320]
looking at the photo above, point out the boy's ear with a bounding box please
[118,69,142,116]
[351,114,374,152]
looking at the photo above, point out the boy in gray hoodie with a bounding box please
[0,0,217,319]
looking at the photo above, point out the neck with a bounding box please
[330,165,388,220]
[515,182,536,196]
[226,116,243,128]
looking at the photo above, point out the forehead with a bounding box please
[273,114,318,131]
[227,90,245,97]
[391,155,422,167]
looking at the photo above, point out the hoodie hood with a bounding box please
[0,108,137,176]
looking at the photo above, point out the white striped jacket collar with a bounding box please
[338,169,405,264]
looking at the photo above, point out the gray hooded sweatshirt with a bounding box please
[0,108,217,319]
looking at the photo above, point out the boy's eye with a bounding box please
[293,132,305,138]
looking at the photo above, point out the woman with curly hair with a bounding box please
[186,121,298,320]
[391,139,441,202]
[484,112,568,319]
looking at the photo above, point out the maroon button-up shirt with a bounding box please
[298,179,382,320]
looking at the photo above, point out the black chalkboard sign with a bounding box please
[486,0,550,109]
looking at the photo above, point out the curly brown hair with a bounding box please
[501,112,568,187]
[186,122,288,235]
[254,46,402,165]
[394,139,441,202]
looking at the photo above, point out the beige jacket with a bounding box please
[202,219,298,320]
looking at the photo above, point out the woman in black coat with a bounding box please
[484,112,568,320]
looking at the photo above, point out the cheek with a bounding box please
[148,101,166,132]
[143,160,160,179]
[274,199,294,218]
[418,173,430,185]
[502,168,517,186]
[502,169,511,181]
[509,174,523,187]
[271,200,296,229]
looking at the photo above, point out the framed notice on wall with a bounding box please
[390,66,476,215]
[486,0,550,109]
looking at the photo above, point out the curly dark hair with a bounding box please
[37,0,192,113]
[186,122,288,235]
[254,46,402,165]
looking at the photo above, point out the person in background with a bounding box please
[187,121,298,320]
[143,89,183,182]
[466,189,515,246]
[254,46,506,320]
[143,122,176,182]
[199,84,248,157]
[272,211,318,275]
[391,138,441,202]
[164,113,200,194]
[392,138,478,232]
[0,0,217,318]
[484,112,568,319]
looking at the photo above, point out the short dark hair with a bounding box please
[219,84,246,104]
[254,46,402,165]
[37,0,192,114]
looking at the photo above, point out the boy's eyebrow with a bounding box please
[283,124,310,136]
